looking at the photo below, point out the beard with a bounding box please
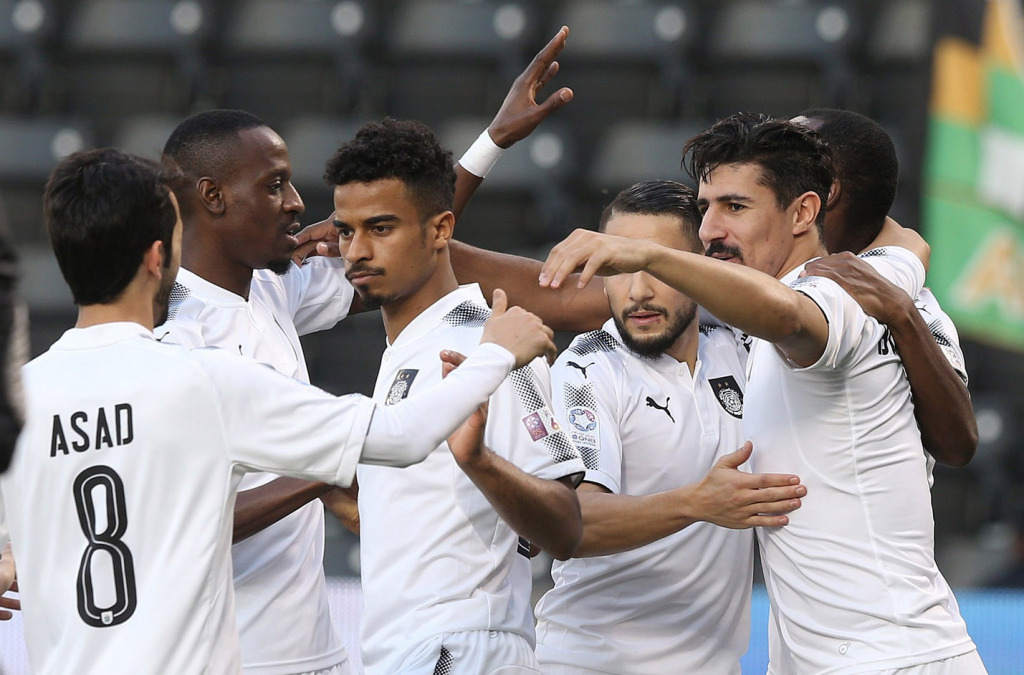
[268,256,292,276]
[153,270,176,327]
[612,302,697,358]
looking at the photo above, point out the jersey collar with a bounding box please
[51,322,156,351]
[176,267,248,306]
[388,283,485,348]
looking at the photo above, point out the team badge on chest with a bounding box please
[385,369,419,406]
[708,375,743,418]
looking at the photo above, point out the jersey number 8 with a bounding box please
[73,465,137,627]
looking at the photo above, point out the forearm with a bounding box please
[459,450,582,560]
[360,343,514,467]
[449,240,609,332]
[233,478,332,543]
[453,165,484,221]
[646,246,814,346]
[575,486,699,557]
[886,304,978,466]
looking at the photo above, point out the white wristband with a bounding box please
[458,129,505,178]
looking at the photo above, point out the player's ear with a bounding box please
[142,240,165,278]
[825,179,841,212]
[791,191,821,237]
[197,177,225,216]
[430,211,455,250]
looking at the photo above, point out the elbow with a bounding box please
[549,507,584,562]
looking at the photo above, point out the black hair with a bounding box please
[323,118,456,219]
[44,148,177,305]
[684,112,834,229]
[599,180,702,251]
[799,108,898,243]
[162,109,268,211]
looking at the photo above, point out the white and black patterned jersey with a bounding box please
[746,248,976,673]
[0,322,375,675]
[157,260,355,674]
[535,320,753,674]
[357,284,585,675]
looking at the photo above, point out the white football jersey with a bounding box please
[535,320,753,674]
[746,247,977,673]
[159,259,355,674]
[1,322,375,675]
[357,284,586,675]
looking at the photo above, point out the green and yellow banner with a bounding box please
[925,0,1024,350]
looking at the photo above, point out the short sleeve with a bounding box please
[486,357,585,486]
[551,350,623,494]
[857,246,926,299]
[281,258,355,336]
[785,274,870,371]
[916,288,969,386]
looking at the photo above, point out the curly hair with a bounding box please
[683,113,834,228]
[324,118,456,219]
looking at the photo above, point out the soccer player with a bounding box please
[326,118,585,674]
[794,108,977,468]
[157,27,574,674]
[540,113,985,674]
[533,181,806,674]
[0,148,557,674]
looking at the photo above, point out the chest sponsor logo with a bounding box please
[644,395,674,423]
[708,375,743,418]
[522,406,561,442]
[385,369,418,406]
[566,360,594,378]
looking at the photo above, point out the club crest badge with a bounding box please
[385,369,418,406]
[708,375,743,419]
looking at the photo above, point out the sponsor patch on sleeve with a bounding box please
[522,405,562,442]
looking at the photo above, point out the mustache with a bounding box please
[344,263,385,280]
[704,241,742,259]
[622,302,667,319]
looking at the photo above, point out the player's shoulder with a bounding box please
[566,329,619,358]
[440,298,491,329]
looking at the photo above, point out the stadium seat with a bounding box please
[0,0,57,113]
[217,0,375,129]
[111,115,182,162]
[280,116,366,223]
[550,0,702,132]
[702,0,860,118]
[383,0,540,124]
[438,117,577,250]
[60,0,211,137]
[0,117,92,243]
[588,120,707,195]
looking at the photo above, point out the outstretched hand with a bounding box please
[539,229,655,289]
[487,26,574,149]
[688,442,806,529]
[291,214,342,265]
[480,289,556,367]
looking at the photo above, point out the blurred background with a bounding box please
[0,0,1022,671]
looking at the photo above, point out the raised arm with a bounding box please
[574,443,805,557]
[804,253,977,466]
[452,26,574,217]
[540,230,830,366]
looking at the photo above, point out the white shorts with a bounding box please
[395,630,540,675]
[879,650,987,675]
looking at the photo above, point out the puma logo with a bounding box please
[567,361,594,378]
[645,396,674,423]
